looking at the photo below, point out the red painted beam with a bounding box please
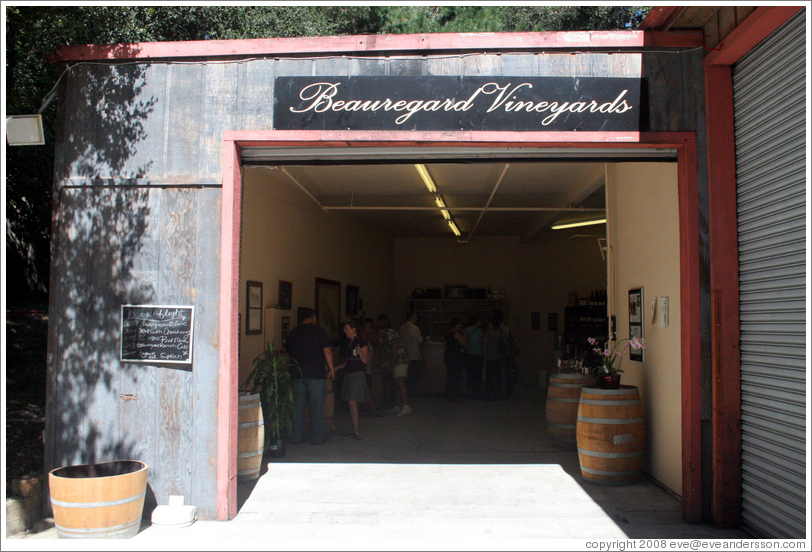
[677,140,703,524]
[705,54,743,531]
[698,4,804,528]
[50,30,703,63]
[703,6,804,66]
[637,6,684,30]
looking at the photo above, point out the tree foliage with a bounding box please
[4,5,649,303]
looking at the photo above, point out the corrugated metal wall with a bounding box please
[733,10,806,539]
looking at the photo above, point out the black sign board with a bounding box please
[274,76,643,132]
[120,305,194,364]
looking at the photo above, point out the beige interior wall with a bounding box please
[516,234,608,383]
[606,162,682,495]
[392,234,607,384]
[239,167,394,385]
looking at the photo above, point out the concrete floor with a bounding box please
[11,384,753,547]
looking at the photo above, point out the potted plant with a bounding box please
[587,334,645,388]
[243,341,300,458]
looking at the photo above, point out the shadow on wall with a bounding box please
[49,52,160,488]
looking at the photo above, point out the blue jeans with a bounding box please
[292,378,328,444]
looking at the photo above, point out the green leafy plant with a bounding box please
[243,342,300,442]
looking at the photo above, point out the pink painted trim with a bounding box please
[703,6,803,67]
[226,130,644,145]
[224,130,696,148]
[218,131,702,523]
[218,140,241,521]
[51,30,703,62]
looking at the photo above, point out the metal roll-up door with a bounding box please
[733,10,806,539]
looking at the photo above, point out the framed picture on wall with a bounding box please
[246,281,263,335]
[345,285,359,317]
[315,278,341,344]
[547,312,557,332]
[278,280,292,310]
[629,288,643,324]
[629,288,644,362]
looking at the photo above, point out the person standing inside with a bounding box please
[464,314,486,399]
[443,317,468,401]
[360,317,383,416]
[399,311,424,398]
[335,319,369,439]
[377,315,412,417]
[483,309,508,401]
[286,307,335,445]
[503,324,519,399]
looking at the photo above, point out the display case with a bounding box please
[408,298,505,340]
[563,290,609,359]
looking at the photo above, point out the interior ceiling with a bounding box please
[255,161,607,241]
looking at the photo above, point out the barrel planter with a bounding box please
[576,385,645,485]
[49,460,147,539]
[546,372,595,447]
[237,392,265,483]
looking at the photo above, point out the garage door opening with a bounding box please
[217,135,699,522]
[234,151,682,495]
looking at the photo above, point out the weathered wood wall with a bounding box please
[46,48,704,519]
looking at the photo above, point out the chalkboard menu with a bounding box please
[120,305,195,364]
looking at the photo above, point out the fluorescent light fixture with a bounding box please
[6,114,45,146]
[415,164,437,193]
[416,164,461,237]
[434,197,451,220]
[551,217,607,230]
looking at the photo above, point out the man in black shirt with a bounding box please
[286,308,335,444]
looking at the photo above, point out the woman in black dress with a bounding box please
[336,319,369,439]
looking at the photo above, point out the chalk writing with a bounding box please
[121,305,194,364]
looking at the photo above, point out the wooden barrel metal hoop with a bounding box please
[237,393,265,483]
[546,373,594,446]
[576,385,645,486]
[48,460,148,539]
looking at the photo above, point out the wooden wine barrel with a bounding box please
[49,460,148,539]
[546,373,595,447]
[237,392,264,483]
[576,385,645,485]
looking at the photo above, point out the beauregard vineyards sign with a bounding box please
[274,76,644,132]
